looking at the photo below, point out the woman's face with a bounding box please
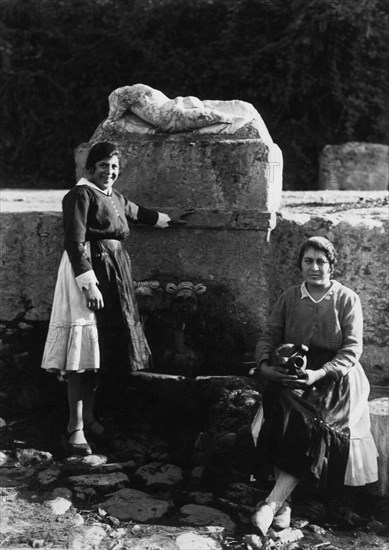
[301,247,332,288]
[89,155,119,191]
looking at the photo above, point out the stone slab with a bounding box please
[319,143,389,190]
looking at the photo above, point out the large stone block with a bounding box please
[75,136,283,213]
[319,142,389,190]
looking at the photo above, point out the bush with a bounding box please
[1,0,388,189]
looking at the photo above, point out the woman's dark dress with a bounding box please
[41,179,159,380]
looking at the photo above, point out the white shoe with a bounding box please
[251,501,274,536]
[272,499,291,529]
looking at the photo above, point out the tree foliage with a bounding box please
[1,0,388,188]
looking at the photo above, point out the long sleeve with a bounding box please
[255,293,286,367]
[322,291,363,379]
[122,195,159,226]
[63,187,94,278]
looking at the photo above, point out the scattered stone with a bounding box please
[62,454,108,470]
[272,527,304,545]
[67,471,129,490]
[179,504,236,532]
[36,466,61,485]
[189,491,214,505]
[71,513,84,527]
[0,450,13,466]
[368,519,388,535]
[99,487,171,521]
[31,539,45,548]
[16,448,52,467]
[74,486,97,501]
[175,531,222,549]
[67,524,107,549]
[135,462,183,486]
[243,534,263,549]
[308,524,327,535]
[220,482,264,508]
[52,487,73,500]
[190,465,205,482]
[46,496,72,515]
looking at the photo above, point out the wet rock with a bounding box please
[99,487,171,521]
[46,496,72,515]
[36,466,61,485]
[16,448,52,467]
[135,462,183,486]
[175,532,222,549]
[179,504,236,532]
[67,471,129,490]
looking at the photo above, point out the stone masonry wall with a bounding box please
[0,191,387,386]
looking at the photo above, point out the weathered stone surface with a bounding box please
[0,190,388,384]
[62,454,108,470]
[135,462,184,486]
[76,138,282,214]
[99,487,171,521]
[319,142,389,190]
[175,532,221,550]
[16,448,52,467]
[67,472,129,490]
[179,504,235,532]
[368,398,389,497]
[36,466,62,485]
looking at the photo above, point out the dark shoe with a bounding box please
[67,429,92,456]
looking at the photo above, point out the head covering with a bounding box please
[297,236,337,271]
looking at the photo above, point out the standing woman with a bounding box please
[42,141,174,455]
[250,236,378,536]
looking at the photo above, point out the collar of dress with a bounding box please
[300,280,339,303]
[76,177,112,196]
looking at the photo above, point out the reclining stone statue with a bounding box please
[92,83,274,144]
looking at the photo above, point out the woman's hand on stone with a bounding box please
[167,207,195,226]
[84,283,104,310]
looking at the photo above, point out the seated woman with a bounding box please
[251,236,378,536]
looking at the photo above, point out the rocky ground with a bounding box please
[1,410,388,550]
[1,188,388,549]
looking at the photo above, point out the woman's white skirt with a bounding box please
[41,251,100,375]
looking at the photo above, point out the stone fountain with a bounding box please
[74,83,283,476]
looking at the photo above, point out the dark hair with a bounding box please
[297,236,337,271]
[86,142,120,172]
